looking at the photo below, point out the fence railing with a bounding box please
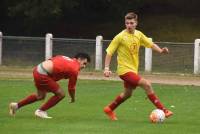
[0,32,200,74]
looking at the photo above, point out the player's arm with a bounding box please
[140,32,169,54]
[68,74,78,103]
[104,35,120,77]
[151,43,169,54]
[104,54,112,77]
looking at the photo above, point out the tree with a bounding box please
[7,0,63,20]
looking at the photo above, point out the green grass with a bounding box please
[0,79,200,134]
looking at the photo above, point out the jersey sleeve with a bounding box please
[140,32,153,48]
[106,35,121,56]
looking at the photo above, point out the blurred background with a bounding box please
[0,0,200,74]
[0,0,200,41]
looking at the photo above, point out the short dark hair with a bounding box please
[74,53,91,63]
[125,12,138,21]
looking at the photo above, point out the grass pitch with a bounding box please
[0,79,200,134]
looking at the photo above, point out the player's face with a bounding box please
[125,19,137,33]
[79,59,88,69]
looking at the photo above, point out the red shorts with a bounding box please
[119,72,141,89]
[33,67,60,93]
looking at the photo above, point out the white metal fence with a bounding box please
[102,39,198,74]
[0,32,200,74]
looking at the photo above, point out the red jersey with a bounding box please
[49,55,80,90]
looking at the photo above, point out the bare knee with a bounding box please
[37,94,46,100]
[144,80,152,90]
[56,89,66,99]
[59,92,65,99]
[139,79,153,94]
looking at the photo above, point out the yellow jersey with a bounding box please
[106,29,153,75]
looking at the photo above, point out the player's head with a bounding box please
[125,12,138,32]
[74,53,91,69]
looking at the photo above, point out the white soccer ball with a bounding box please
[149,109,165,123]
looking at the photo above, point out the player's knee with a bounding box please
[145,80,152,89]
[56,89,65,98]
[60,92,65,98]
[37,94,45,100]
[140,79,151,90]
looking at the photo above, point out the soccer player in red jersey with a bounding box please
[103,12,173,120]
[9,53,90,119]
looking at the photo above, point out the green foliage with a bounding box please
[0,0,200,38]
[7,0,62,19]
[4,0,200,20]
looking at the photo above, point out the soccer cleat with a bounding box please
[9,102,18,116]
[164,109,173,118]
[103,106,118,121]
[35,109,52,119]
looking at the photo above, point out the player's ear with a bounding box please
[76,58,80,62]
[77,58,85,63]
[135,20,138,26]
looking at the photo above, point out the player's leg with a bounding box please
[105,87,133,110]
[138,78,173,118]
[35,88,65,119]
[114,72,140,110]
[35,79,65,119]
[39,88,65,111]
[104,72,139,120]
[9,90,46,116]
[104,87,133,120]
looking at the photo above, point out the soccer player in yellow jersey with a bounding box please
[103,12,173,121]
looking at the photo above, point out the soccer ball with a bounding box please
[149,109,165,123]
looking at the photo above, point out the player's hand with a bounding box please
[104,67,112,77]
[161,47,169,54]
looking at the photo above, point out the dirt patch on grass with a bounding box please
[0,69,200,86]
[79,72,200,86]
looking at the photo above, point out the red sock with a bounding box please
[148,93,165,110]
[108,95,125,111]
[40,95,63,111]
[18,94,38,108]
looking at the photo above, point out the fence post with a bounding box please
[95,35,103,70]
[145,38,153,72]
[0,32,2,65]
[194,39,200,74]
[45,33,53,60]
